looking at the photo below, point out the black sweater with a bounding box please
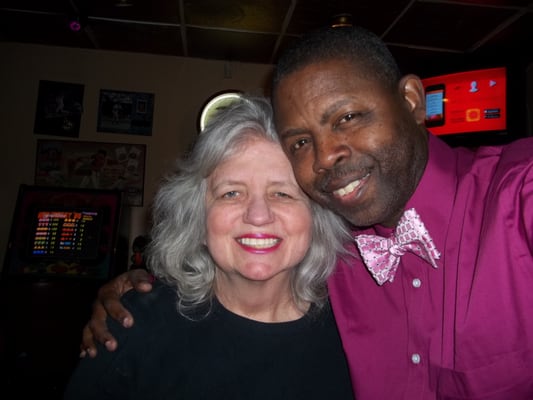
[64,281,354,399]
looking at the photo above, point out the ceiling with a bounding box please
[1,0,533,76]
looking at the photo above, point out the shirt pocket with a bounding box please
[436,348,533,400]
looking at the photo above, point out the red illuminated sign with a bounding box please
[422,67,507,136]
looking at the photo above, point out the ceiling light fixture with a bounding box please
[331,13,353,28]
[68,16,84,32]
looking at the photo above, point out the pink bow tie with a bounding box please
[354,208,441,285]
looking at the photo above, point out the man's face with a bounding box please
[273,59,428,228]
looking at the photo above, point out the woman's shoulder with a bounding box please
[121,279,179,323]
[123,278,175,303]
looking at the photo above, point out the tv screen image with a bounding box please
[3,185,123,280]
[27,208,103,261]
[421,67,507,137]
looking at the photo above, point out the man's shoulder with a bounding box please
[479,137,533,182]
[449,137,533,183]
[500,137,533,163]
[473,137,533,162]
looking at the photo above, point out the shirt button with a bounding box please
[412,278,422,288]
[411,353,421,364]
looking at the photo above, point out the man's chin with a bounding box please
[331,202,383,228]
[309,193,376,226]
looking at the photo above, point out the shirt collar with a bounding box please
[354,134,457,254]
[404,134,457,254]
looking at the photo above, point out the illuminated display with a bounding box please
[422,67,507,136]
[28,209,102,260]
[3,185,123,280]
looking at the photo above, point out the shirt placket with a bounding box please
[401,255,436,399]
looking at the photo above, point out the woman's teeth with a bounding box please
[237,238,280,249]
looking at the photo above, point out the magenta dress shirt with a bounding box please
[328,134,533,400]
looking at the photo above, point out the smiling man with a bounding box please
[270,26,533,400]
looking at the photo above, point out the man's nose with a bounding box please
[313,136,351,173]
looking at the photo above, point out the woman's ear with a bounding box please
[400,74,426,125]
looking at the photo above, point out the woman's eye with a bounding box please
[274,192,291,198]
[222,190,239,199]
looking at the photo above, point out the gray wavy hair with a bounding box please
[147,95,351,316]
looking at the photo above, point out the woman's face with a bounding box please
[205,137,313,287]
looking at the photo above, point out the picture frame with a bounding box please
[97,89,154,136]
[33,80,85,137]
[34,139,146,206]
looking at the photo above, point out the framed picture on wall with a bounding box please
[33,80,85,137]
[97,89,155,136]
[34,139,146,206]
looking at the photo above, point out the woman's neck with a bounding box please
[214,275,309,323]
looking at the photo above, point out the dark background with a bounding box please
[1,0,532,73]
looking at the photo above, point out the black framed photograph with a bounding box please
[33,80,85,137]
[34,139,146,206]
[97,89,155,136]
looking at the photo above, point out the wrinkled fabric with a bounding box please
[328,135,533,400]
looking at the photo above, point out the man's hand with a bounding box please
[79,269,154,358]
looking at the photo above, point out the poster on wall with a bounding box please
[33,80,85,137]
[34,139,146,206]
[97,89,155,136]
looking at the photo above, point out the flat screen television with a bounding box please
[420,66,526,147]
[3,185,123,281]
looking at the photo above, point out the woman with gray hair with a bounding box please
[64,95,354,399]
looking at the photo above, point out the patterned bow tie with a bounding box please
[354,208,441,285]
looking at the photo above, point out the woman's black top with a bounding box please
[64,281,354,399]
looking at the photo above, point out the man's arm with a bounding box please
[80,269,154,358]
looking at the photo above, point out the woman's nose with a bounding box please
[243,195,274,225]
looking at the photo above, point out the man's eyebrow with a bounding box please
[278,98,354,138]
[320,99,352,125]
[279,127,309,139]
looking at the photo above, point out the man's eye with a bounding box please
[335,113,358,128]
[274,192,291,198]
[292,138,309,151]
[342,114,356,122]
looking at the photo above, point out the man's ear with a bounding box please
[400,74,426,125]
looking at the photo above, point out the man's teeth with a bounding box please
[334,179,361,197]
[237,238,280,249]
